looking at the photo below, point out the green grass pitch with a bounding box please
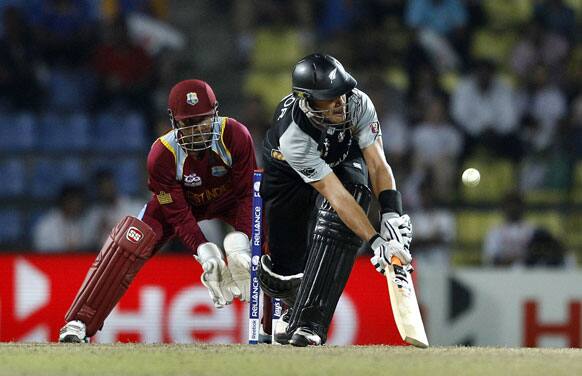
[0,343,581,376]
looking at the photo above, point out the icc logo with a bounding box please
[126,227,143,243]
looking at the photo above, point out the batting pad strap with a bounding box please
[378,189,402,215]
[260,255,303,280]
[258,255,302,305]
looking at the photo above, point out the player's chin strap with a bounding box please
[287,183,371,343]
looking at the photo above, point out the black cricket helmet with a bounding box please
[292,53,361,130]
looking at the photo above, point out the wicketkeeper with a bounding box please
[258,53,413,346]
[59,79,257,342]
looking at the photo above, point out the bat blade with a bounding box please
[386,257,429,348]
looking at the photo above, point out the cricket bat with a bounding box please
[386,256,429,348]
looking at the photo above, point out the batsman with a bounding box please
[59,79,257,343]
[258,53,413,346]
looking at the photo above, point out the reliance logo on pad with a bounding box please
[126,227,143,243]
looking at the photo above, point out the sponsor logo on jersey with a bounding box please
[369,121,379,134]
[211,166,227,177]
[270,148,286,161]
[186,183,231,206]
[126,227,143,243]
[184,173,202,187]
[299,167,317,179]
[186,92,199,106]
[157,191,173,205]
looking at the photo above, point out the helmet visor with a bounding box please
[299,93,362,131]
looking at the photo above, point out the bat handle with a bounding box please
[391,256,402,266]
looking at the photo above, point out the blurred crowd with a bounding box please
[0,0,580,268]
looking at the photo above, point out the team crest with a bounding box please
[369,121,379,134]
[211,166,228,177]
[186,92,199,106]
[184,173,202,187]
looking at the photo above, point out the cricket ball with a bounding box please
[462,168,480,187]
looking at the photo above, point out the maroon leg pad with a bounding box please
[261,293,273,335]
[64,216,156,337]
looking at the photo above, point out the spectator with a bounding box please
[32,185,96,252]
[562,94,582,159]
[519,114,572,193]
[405,0,469,71]
[91,16,156,113]
[366,72,410,182]
[239,95,271,166]
[533,0,576,42]
[406,0,467,36]
[525,228,576,268]
[509,21,570,80]
[408,174,456,269]
[483,191,535,267]
[31,0,98,66]
[86,170,144,246]
[516,65,567,151]
[0,6,42,111]
[451,59,521,160]
[411,96,463,201]
[407,63,447,124]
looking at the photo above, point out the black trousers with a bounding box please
[260,147,368,275]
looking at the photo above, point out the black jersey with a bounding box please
[263,89,381,183]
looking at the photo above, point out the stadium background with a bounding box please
[0,0,580,347]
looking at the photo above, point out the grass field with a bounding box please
[1,343,581,376]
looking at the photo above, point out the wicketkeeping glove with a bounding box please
[194,242,235,308]
[223,231,251,302]
[369,234,412,275]
[381,213,412,251]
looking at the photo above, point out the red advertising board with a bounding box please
[0,254,406,345]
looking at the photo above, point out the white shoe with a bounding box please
[289,327,322,347]
[59,320,89,343]
[273,309,291,345]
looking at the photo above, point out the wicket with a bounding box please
[249,170,282,344]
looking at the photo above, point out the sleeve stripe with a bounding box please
[159,131,178,164]
[220,117,232,161]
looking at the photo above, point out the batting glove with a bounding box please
[194,242,235,308]
[369,234,412,275]
[380,213,412,251]
[223,231,251,302]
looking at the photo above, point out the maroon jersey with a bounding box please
[141,116,257,253]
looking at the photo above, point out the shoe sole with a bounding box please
[274,334,291,345]
[59,334,84,343]
[289,334,310,347]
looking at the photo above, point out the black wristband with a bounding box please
[378,189,403,215]
[368,233,382,248]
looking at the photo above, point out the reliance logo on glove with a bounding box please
[126,227,144,244]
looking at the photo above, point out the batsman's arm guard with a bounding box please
[258,254,303,307]
[64,216,156,337]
